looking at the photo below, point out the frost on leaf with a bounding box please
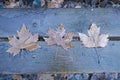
[44,24,74,50]
[7,24,40,56]
[78,23,109,48]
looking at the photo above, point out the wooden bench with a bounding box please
[0,8,120,74]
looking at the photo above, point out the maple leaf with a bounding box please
[48,0,64,8]
[7,24,40,56]
[78,23,109,64]
[6,0,20,8]
[38,74,54,80]
[78,23,109,48]
[44,24,74,50]
[12,74,22,80]
[42,0,45,7]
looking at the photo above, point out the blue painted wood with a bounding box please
[0,41,120,73]
[0,9,120,74]
[0,9,120,37]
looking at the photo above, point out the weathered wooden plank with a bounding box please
[0,41,120,74]
[0,9,120,74]
[0,9,120,37]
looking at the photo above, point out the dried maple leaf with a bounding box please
[6,0,20,8]
[38,74,54,80]
[48,0,64,8]
[7,24,40,56]
[42,0,45,7]
[78,23,109,48]
[12,74,22,80]
[44,24,74,50]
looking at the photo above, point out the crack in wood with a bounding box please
[0,36,120,42]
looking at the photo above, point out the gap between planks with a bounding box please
[0,36,120,42]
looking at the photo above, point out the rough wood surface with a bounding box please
[0,9,120,74]
[0,9,120,37]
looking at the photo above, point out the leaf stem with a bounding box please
[94,47,100,64]
[55,47,58,60]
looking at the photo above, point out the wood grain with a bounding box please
[0,9,120,74]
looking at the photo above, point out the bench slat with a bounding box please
[0,41,120,73]
[0,9,120,37]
